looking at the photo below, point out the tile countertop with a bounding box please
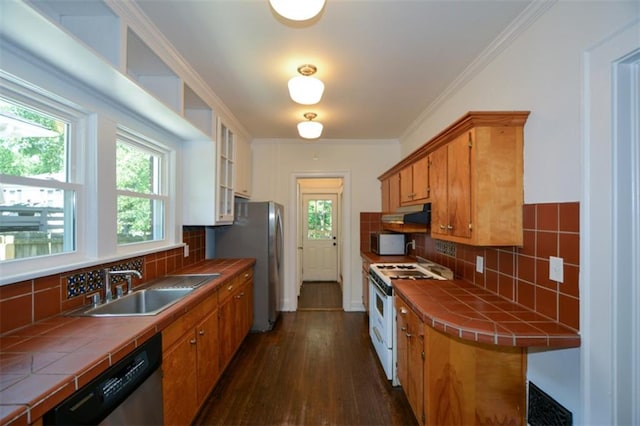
[393,280,581,349]
[0,258,255,426]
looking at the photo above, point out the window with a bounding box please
[306,199,333,239]
[116,128,167,245]
[0,96,79,262]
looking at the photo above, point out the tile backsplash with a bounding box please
[0,227,206,335]
[361,202,580,332]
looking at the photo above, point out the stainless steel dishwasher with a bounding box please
[44,333,163,425]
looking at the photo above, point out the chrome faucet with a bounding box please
[103,268,143,302]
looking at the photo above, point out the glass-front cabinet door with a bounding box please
[217,118,235,224]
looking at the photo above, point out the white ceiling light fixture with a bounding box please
[297,112,323,139]
[288,64,325,105]
[269,0,326,21]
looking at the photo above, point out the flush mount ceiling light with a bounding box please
[297,112,323,139]
[269,0,326,21]
[288,64,325,105]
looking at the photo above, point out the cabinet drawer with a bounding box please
[218,268,253,305]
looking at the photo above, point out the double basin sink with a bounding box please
[70,274,220,317]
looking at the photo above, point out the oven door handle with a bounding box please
[372,326,384,344]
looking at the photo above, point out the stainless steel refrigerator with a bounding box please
[206,200,284,331]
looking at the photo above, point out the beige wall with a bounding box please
[251,139,400,311]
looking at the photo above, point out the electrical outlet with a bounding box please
[549,256,563,282]
[476,256,484,273]
[184,244,189,257]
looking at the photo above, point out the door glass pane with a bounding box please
[306,199,332,240]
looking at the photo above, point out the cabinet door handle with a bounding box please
[405,332,413,338]
[401,326,407,332]
[440,224,446,230]
[400,307,408,315]
[227,285,234,291]
[190,339,197,345]
[199,330,205,336]
[447,224,453,230]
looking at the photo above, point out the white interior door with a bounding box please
[302,193,338,281]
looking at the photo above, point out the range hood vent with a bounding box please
[381,203,431,225]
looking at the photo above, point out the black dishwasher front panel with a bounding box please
[44,333,162,425]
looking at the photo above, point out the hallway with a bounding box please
[195,311,417,425]
[297,281,342,311]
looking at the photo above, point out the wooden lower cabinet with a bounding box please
[219,269,254,371]
[162,266,254,425]
[162,330,199,425]
[424,327,526,425]
[362,257,370,313]
[396,297,425,424]
[196,309,220,403]
[395,296,526,425]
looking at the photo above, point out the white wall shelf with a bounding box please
[126,28,181,113]
[29,0,122,68]
[1,0,251,226]
[183,83,214,137]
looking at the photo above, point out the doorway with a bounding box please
[296,177,344,310]
[301,193,339,282]
[583,21,639,424]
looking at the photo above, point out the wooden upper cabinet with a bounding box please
[381,173,401,213]
[379,111,529,245]
[431,132,472,240]
[432,125,524,246]
[400,156,430,206]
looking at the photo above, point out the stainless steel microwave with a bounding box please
[371,233,405,255]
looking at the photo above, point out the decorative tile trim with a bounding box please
[65,258,144,299]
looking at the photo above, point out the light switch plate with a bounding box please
[476,256,484,273]
[184,244,189,257]
[549,256,564,282]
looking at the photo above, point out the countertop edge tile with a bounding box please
[0,405,28,426]
[394,279,581,349]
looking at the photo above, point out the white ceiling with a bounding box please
[134,0,531,140]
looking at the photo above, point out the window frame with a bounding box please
[115,126,171,255]
[0,72,88,281]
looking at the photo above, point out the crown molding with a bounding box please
[401,0,557,142]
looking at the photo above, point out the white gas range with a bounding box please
[368,258,453,386]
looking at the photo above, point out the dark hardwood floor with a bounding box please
[194,311,418,426]
[297,281,342,311]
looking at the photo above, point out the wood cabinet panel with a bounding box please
[396,297,425,425]
[400,156,430,206]
[424,325,526,425]
[219,270,254,371]
[196,309,220,404]
[431,132,471,240]
[162,331,198,426]
[396,295,526,425]
[381,173,401,213]
[362,257,370,313]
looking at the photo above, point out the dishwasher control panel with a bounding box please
[100,352,149,403]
